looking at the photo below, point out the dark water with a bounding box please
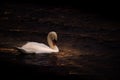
[0,3,120,79]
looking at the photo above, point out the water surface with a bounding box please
[0,3,119,79]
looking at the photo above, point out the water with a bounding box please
[0,3,120,79]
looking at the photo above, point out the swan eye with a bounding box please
[51,35,57,40]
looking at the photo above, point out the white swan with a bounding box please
[18,31,59,54]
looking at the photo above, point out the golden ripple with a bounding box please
[0,47,18,54]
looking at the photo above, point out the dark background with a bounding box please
[1,0,120,21]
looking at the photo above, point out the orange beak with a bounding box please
[52,39,57,46]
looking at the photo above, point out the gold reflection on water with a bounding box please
[54,47,81,67]
[56,47,81,58]
[0,48,18,54]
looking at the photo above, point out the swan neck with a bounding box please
[47,35,54,49]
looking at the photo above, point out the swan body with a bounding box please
[18,31,59,54]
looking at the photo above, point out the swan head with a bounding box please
[47,31,58,49]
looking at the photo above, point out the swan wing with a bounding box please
[25,42,49,48]
[20,42,53,53]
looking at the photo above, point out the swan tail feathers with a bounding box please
[15,47,26,53]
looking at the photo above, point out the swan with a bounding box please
[17,31,59,54]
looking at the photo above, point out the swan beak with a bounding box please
[52,39,57,45]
